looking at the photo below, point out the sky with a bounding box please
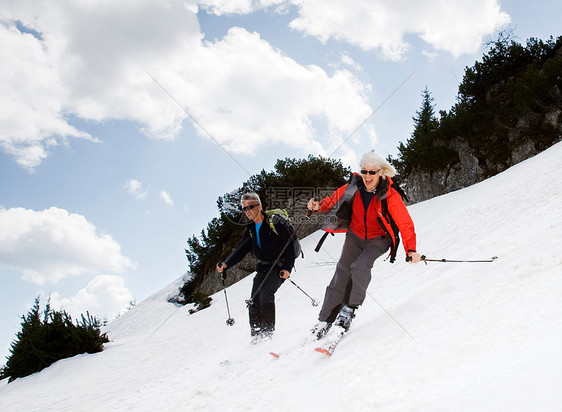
[0,0,560,363]
[0,142,561,410]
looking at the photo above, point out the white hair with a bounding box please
[359,151,395,178]
[240,192,261,205]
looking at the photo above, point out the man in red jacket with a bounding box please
[307,151,421,339]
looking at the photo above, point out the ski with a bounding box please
[314,328,346,356]
[269,333,319,359]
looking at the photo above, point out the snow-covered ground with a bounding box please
[1,142,562,411]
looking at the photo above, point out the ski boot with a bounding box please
[260,329,274,341]
[250,328,274,345]
[334,305,355,332]
[310,321,331,340]
[250,327,262,345]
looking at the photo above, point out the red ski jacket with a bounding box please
[318,174,417,257]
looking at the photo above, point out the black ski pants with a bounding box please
[248,265,285,335]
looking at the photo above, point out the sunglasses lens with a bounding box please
[243,204,258,212]
[361,169,379,175]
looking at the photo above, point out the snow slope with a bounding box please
[1,142,562,411]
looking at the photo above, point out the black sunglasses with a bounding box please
[242,204,259,212]
[361,169,380,175]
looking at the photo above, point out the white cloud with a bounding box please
[50,275,134,321]
[339,52,363,71]
[125,179,148,199]
[0,22,94,171]
[198,0,286,15]
[0,1,201,170]
[0,207,135,284]
[0,1,373,169]
[1,0,508,169]
[288,0,511,60]
[160,191,174,206]
[162,27,372,154]
[415,0,511,56]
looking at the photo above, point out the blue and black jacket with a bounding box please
[224,211,296,273]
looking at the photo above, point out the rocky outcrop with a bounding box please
[404,137,485,203]
[403,108,561,204]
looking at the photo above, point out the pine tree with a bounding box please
[0,296,109,383]
[391,88,439,175]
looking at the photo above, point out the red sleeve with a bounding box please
[386,189,417,253]
[318,184,348,212]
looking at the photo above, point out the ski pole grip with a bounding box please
[406,254,426,263]
[305,197,321,218]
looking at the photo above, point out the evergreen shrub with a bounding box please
[0,297,109,383]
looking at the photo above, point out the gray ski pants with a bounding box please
[318,231,392,322]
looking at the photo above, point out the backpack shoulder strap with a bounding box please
[389,177,409,203]
[381,197,388,216]
[314,231,334,253]
[266,214,279,235]
[266,209,289,235]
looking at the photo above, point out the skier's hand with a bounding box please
[279,269,290,279]
[217,262,227,273]
[406,252,421,263]
[307,198,320,211]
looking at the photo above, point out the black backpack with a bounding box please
[265,209,303,259]
[379,179,409,263]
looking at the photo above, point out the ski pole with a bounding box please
[221,272,235,326]
[407,255,498,264]
[289,279,319,307]
[246,210,312,307]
